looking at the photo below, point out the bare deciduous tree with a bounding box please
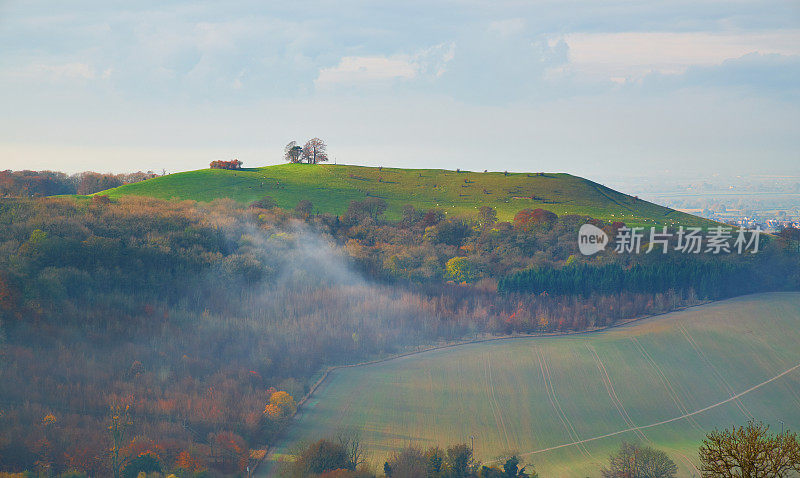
[302,138,329,164]
[386,447,427,478]
[601,442,677,478]
[336,428,366,469]
[699,420,800,477]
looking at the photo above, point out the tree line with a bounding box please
[255,195,799,303]
[0,169,159,197]
[287,420,800,477]
[498,260,768,300]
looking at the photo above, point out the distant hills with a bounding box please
[96,164,713,227]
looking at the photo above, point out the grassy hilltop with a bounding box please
[97,164,711,227]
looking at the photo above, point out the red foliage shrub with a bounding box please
[209,159,243,170]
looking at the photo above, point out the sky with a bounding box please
[0,0,798,178]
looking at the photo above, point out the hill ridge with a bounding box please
[96,163,712,227]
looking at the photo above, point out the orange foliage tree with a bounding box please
[264,390,297,420]
[209,159,243,170]
[513,208,558,231]
[176,449,208,473]
[211,431,249,473]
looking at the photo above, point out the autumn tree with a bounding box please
[401,204,424,225]
[342,198,388,225]
[121,436,163,464]
[446,257,477,283]
[251,195,278,209]
[264,390,297,421]
[176,449,208,473]
[36,413,58,474]
[294,439,353,475]
[295,199,314,218]
[107,402,133,478]
[479,206,498,225]
[0,170,75,197]
[421,209,445,227]
[76,172,124,195]
[209,159,242,170]
[284,141,303,163]
[120,452,162,478]
[302,138,329,164]
[513,208,558,232]
[428,219,472,246]
[601,442,676,478]
[699,420,800,477]
[211,431,249,472]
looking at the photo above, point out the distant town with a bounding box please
[684,209,800,232]
[600,172,800,232]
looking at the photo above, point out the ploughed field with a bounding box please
[95,163,712,227]
[267,292,800,477]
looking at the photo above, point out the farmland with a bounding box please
[266,292,800,477]
[95,164,713,227]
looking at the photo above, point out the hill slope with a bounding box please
[97,164,711,227]
[263,292,800,477]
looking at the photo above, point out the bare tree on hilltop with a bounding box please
[302,138,329,164]
[284,138,329,164]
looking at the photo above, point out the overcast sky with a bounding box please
[0,0,798,177]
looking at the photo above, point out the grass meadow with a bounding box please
[266,292,800,477]
[96,164,712,227]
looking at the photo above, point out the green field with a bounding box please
[97,164,712,227]
[265,293,800,477]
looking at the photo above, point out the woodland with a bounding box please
[0,192,798,476]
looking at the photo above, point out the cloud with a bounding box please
[560,31,800,83]
[434,28,568,103]
[315,56,418,85]
[42,62,97,80]
[314,42,455,87]
[413,42,456,78]
[487,18,526,37]
[2,62,103,82]
[0,1,798,177]
[643,52,800,93]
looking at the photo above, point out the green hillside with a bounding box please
[96,164,711,227]
[264,293,800,477]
